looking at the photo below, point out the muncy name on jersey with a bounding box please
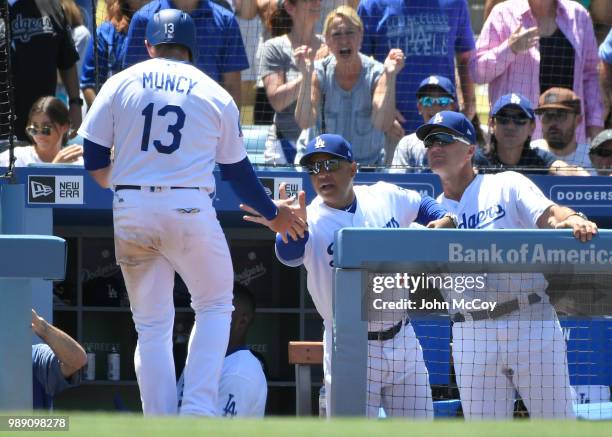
[142,72,198,95]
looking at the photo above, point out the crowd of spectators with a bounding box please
[1,0,611,175]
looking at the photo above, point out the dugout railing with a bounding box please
[331,229,612,418]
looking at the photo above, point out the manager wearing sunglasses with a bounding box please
[0,96,83,167]
[478,93,588,176]
[241,133,455,418]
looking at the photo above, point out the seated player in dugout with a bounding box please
[476,93,590,175]
[32,309,87,410]
[0,96,83,167]
[419,110,598,419]
[177,283,268,417]
[240,133,457,418]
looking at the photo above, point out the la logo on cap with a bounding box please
[510,93,521,105]
[433,113,443,124]
[315,137,325,149]
[428,76,439,85]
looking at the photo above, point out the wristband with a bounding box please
[69,97,84,106]
[566,211,588,221]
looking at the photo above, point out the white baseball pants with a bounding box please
[452,306,575,419]
[113,188,233,416]
[323,320,434,418]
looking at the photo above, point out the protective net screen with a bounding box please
[363,270,612,419]
[39,0,609,173]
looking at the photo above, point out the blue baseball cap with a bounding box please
[415,111,476,145]
[491,93,535,119]
[416,75,456,98]
[299,134,354,165]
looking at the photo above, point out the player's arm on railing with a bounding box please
[537,205,598,242]
[32,309,87,378]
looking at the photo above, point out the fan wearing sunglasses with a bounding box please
[478,93,586,175]
[589,130,612,176]
[241,133,456,418]
[0,96,83,167]
[391,75,459,173]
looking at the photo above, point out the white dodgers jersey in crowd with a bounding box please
[437,171,556,310]
[78,57,246,190]
[177,349,267,417]
[279,182,422,324]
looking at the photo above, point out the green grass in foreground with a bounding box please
[6,413,610,436]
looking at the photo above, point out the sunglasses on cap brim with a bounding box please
[423,132,470,148]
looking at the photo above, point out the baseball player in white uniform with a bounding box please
[241,133,457,418]
[78,9,304,416]
[177,283,267,417]
[418,110,598,419]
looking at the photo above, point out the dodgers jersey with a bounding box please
[177,349,267,417]
[278,182,423,324]
[78,57,246,190]
[437,172,555,311]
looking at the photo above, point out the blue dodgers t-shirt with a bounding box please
[358,0,475,133]
[599,29,612,64]
[122,0,249,81]
[80,21,128,89]
[32,344,72,409]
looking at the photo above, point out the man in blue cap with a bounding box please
[241,133,457,418]
[391,75,461,173]
[419,110,597,419]
[480,93,588,175]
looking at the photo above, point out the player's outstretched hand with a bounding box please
[240,183,307,243]
[554,216,598,243]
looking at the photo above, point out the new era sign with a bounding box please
[28,175,84,205]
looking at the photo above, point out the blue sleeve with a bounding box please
[454,0,476,53]
[83,139,111,170]
[219,14,249,73]
[81,23,109,88]
[599,29,612,64]
[415,195,448,225]
[123,12,149,69]
[219,157,278,220]
[275,231,308,263]
[32,344,71,398]
[535,147,558,168]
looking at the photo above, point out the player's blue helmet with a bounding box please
[146,9,197,61]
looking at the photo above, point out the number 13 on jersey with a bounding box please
[141,103,185,154]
